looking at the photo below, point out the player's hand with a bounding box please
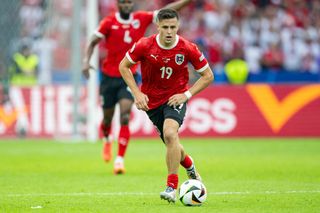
[82,64,95,79]
[167,93,188,107]
[134,92,149,111]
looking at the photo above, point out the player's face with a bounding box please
[157,18,179,47]
[117,0,134,15]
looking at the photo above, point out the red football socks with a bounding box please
[118,125,130,157]
[180,155,193,170]
[167,174,179,189]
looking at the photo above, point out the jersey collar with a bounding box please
[156,34,179,50]
[115,12,133,24]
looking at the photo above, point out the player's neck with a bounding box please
[119,12,130,20]
[156,34,179,50]
[161,39,176,48]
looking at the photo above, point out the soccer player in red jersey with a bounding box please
[119,9,214,202]
[82,0,192,175]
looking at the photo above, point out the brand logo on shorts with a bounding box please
[175,54,184,65]
[126,86,133,95]
[173,103,183,114]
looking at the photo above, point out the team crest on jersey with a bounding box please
[175,54,184,65]
[131,19,140,29]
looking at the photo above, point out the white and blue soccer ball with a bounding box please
[179,179,207,206]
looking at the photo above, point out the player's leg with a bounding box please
[113,98,134,174]
[164,119,181,180]
[167,104,202,181]
[99,74,117,162]
[161,118,188,203]
[160,129,201,202]
[101,107,115,162]
[113,77,136,174]
[160,103,201,202]
[146,105,179,202]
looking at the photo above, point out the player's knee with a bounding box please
[120,113,130,125]
[163,128,178,144]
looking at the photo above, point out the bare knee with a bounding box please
[163,128,178,145]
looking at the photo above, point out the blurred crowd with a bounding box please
[10,0,320,85]
[101,0,320,75]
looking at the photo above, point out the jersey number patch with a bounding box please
[160,66,173,79]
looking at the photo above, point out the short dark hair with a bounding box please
[156,8,179,22]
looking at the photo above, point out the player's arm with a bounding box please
[119,56,149,111]
[161,0,192,11]
[168,66,214,106]
[82,35,102,79]
[186,66,214,97]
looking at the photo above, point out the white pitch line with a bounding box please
[2,190,320,197]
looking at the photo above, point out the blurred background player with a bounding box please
[9,43,39,87]
[119,8,213,202]
[82,0,192,175]
[8,43,39,137]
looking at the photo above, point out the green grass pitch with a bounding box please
[0,138,319,212]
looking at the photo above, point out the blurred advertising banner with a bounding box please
[0,84,319,138]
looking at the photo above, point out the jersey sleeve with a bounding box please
[94,17,111,38]
[187,43,209,73]
[125,38,146,64]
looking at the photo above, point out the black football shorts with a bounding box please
[146,102,187,142]
[99,73,138,109]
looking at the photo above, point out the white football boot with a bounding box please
[160,186,176,203]
[186,166,202,181]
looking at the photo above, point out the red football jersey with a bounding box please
[95,11,156,77]
[126,34,209,109]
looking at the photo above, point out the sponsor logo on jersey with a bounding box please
[111,25,119,30]
[175,54,184,65]
[132,19,140,29]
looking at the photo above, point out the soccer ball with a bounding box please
[179,179,207,206]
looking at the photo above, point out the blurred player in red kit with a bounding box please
[119,8,213,202]
[82,0,192,175]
